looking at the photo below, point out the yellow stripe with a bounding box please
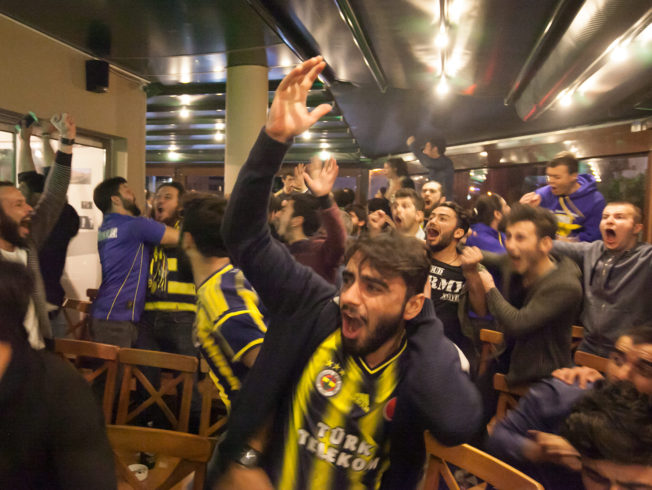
[144,301,196,312]
[208,370,232,413]
[278,332,340,490]
[167,257,178,271]
[232,338,264,362]
[215,309,267,334]
[358,339,407,375]
[168,280,196,295]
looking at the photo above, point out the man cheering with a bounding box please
[213,56,482,490]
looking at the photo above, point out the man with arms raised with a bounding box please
[407,134,454,201]
[91,178,179,347]
[213,56,482,490]
[552,201,652,356]
[0,113,74,348]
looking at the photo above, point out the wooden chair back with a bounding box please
[571,325,584,352]
[493,373,530,422]
[116,348,198,432]
[423,432,544,490]
[574,350,609,373]
[61,297,93,340]
[477,329,504,377]
[197,358,228,437]
[106,424,215,490]
[54,338,119,422]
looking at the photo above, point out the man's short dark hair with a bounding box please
[182,194,228,258]
[504,203,556,240]
[562,381,652,466]
[333,188,355,208]
[394,188,424,212]
[426,133,446,155]
[548,151,579,174]
[93,177,127,214]
[0,261,33,346]
[18,172,45,194]
[345,231,430,298]
[435,201,470,234]
[367,197,391,216]
[386,158,409,178]
[607,201,643,225]
[290,193,321,237]
[269,195,283,213]
[156,181,185,198]
[346,203,367,223]
[473,194,504,226]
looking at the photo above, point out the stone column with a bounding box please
[224,50,268,195]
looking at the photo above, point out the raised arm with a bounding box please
[221,57,337,317]
[551,240,591,267]
[29,114,75,250]
[17,120,37,174]
[481,274,582,338]
[303,156,346,270]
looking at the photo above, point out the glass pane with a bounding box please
[0,131,15,181]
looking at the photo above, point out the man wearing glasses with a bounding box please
[486,325,652,489]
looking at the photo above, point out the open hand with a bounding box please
[367,209,395,237]
[304,156,339,197]
[265,56,332,143]
[552,365,603,388]
[293,164,308,192]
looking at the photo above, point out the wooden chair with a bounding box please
[571,325,584,352]
[574,350,609,373]
[197,358,228,437]
[423,432,544,490]
[54,338,119,422]
[477,329,504,377]
[116,348,198,432]
[107,424,215,490]
[493,373,531,422]
[61,297,93,340]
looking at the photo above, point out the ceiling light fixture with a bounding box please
[167,151,180,161]
[179,107,190,119]
[319,150,331,161]
[610,45,629,62]
[215,121,225,130]
[301,131,311,140]
[436,76,449,96]
[479,151,488,157]
[179,94,191,105]
[435,26,449,49]
[214,132,224,142]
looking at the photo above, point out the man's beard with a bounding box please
[428,229,454,252]
[341,308,404,358]
[0,211,28,248]
[121,196,141,216]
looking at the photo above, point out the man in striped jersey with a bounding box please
[213,56,482,490]
[180,194,267,413]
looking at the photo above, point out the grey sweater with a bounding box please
[483,254,583,385]
[3,152,72,347]
[553,240,652,356]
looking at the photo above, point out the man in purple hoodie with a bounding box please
[520,152,605,242]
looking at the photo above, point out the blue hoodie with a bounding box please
[535,174,605,242]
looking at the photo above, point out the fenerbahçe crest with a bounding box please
[316,368,342,397]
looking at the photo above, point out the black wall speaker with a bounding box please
[86,60,109,93]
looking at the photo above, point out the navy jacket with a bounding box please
[219,129,483,489]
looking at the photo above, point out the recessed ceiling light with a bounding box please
[214,132,224,142]
[319,150,331,160]
[179,107,190,119]
[179,94,191,105]
[480,151,488,157]
[436,77,449,96]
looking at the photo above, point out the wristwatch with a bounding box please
[233,445,262,468]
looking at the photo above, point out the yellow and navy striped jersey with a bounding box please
[194,263,267,412]
[270,329,406,490]
[145,221,196,312]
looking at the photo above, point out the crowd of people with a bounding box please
[1,56,650,489]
